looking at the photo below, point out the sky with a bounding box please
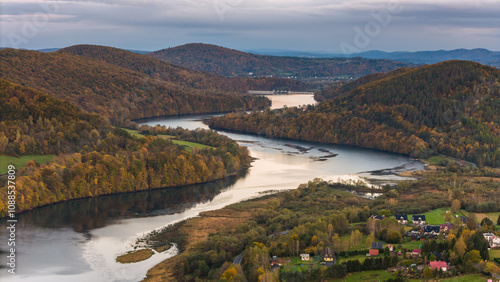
[1,0,500,53]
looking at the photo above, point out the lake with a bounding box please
[0,95,423,281]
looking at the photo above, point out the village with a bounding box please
[269,209,500,280]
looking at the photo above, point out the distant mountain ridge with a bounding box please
[147,43,415,79]
[248,48,500,68]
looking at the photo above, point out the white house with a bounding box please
[300,254,310,261]
[483,233,495,241]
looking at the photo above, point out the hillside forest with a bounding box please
[209,61,500,167]
[0,79,251,216]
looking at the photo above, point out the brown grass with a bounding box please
[474,213,488,222]
[471,177,500,183]
[116,248,154,264]
[143,200,268,281]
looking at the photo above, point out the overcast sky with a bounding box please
[1,0,500,53]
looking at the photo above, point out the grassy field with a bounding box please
[399,240,423,251]
[123,128,174,139]
[0,155,55,174]
[425,155,449,165]
[330,270,395,282]
[489,249,500,259]
[281,256,320,272]
[437,274,492,282]
[123,128,213,152]
[408,208,447,225]
[337,254,367,264]
[484,212,499,222]
[170,140,212,151]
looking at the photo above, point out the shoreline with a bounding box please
[141,160,425,280]
[1,167,250,219]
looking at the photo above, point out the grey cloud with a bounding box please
[1,0,499,51]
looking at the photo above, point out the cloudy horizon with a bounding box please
[1,0,500,53]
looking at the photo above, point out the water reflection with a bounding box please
[15,171,246,233]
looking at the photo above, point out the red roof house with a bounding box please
[430,261,448,271]
[369,249,379,256]
[412,249,421,256]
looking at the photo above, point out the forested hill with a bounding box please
[59,45,308,93]
[147,43,415,78]
[0,47,271,125]
[0,79,252,215]
[209,60,500,167]
[315,68,413,101]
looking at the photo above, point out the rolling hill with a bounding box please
[147,43,415,79]
[0,46,283,124]
[209,60,500,167]
[314,67,413,101]
[0,78,252,215]
[58,45,307,93]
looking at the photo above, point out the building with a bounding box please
[371,242,384,250]
[483,233,500,248]
[412,215,426,225]
[395,214,408,224]
[300,254,310,261]
[322,248,335,261]
[483,233,495,241]
[386,244,394,252]
[492,237,500,248]
[424,225,441,236]
[412,249,421,256]
[368,242,384,256]
[430,261,448,271]
[439,223,453,233]
[370,215,385,220]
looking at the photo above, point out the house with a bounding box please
[424,225,441,236]
[430,261,448,271]
[492,237,500,248]
[370,215,385,220]
[484,233,500,248]
[395,214,408,224]
[322,248,335,262]
[300,254,310,261]
[412,215,426,225]
[371,242,384,250]
[439,223,453,233]
[483,233,495,241]
[412,249,421,256]
[386,244,394,252]
[368,242,383,256]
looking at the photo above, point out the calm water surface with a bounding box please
[0,95,422,281]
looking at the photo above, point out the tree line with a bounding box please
[0,79,252,216]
